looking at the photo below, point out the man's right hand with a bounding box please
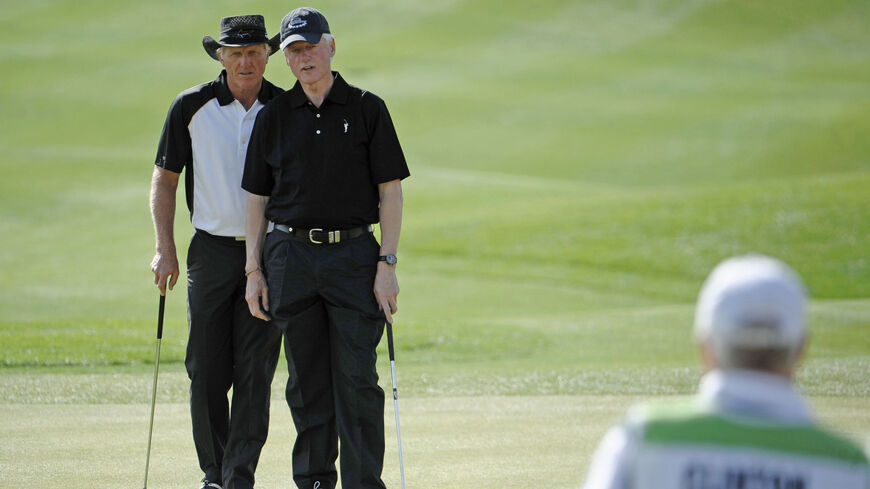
[245,270,271,321]
[150,251,179,296]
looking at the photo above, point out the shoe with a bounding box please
[200,480,222,489]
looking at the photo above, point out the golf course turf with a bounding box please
[1,0,868,487]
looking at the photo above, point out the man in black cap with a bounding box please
[149,15,284,489]
[242,7,409,489]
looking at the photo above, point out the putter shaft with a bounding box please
[386,321,406,489]
[144,294,165,489]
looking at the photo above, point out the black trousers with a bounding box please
[186,230,283,489]
[264,229,387,489]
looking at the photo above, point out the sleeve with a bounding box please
[241,107,275,196]
[362,93,410,184]
[154,94,191,174]
[580,425,636,489]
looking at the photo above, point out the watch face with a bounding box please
[382,254,397,265]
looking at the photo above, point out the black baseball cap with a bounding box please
[279,7,330,50]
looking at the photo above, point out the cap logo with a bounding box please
[238,31,250,39]
[290,18,307,29]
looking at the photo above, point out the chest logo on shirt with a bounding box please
[343,118,349,134]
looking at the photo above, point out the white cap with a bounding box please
[694,254,807,362]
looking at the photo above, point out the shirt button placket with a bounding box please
[237,108,247,155]
[315,112,322,135]
[239,112,247,154]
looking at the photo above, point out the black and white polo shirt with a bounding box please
[155,70,283,237]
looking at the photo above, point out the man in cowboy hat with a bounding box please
[242,7,409,489]
[150,14,284,489]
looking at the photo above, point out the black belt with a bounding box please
[274,224,373,244]
[195,229,246,243]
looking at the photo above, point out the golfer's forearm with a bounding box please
[378,180,403,255]
[245,194,269,272]
[150,167,179,253]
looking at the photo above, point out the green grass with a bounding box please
[2,394,869,488]
[1,0,869,487]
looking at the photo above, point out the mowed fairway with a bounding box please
[1,0,869,488]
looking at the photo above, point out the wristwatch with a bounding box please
[378,254,398,266]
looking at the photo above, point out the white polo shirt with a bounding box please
[155,70,283,237]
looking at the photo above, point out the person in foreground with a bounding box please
[581,254,870,489]
[241,7,409,489]
[149,15,283,489]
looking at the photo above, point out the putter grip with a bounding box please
[386,321,395,360]
[157,295,165,340]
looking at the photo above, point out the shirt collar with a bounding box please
[698,369,814,424]
[257,78,278,104]
[215,70,235,106]
[215,70,276,106]
[288,71,349,108]
[326,71,349,104]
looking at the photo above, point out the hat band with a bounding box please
[220,28,268,45]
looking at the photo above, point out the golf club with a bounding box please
[143,294,165,489]
[386,320,406,489]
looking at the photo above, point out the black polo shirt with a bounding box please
[242,72,409,228]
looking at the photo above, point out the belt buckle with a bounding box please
[309,228,324,244]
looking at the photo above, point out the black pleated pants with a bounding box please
[264,229,387,489]
[186,230,283,489]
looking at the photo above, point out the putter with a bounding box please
[143,294,165,489]
[386,320,406,489]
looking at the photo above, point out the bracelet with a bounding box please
[245,267,261,277]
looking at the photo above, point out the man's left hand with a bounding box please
[245,269,271,321]
[374,262,399,324]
